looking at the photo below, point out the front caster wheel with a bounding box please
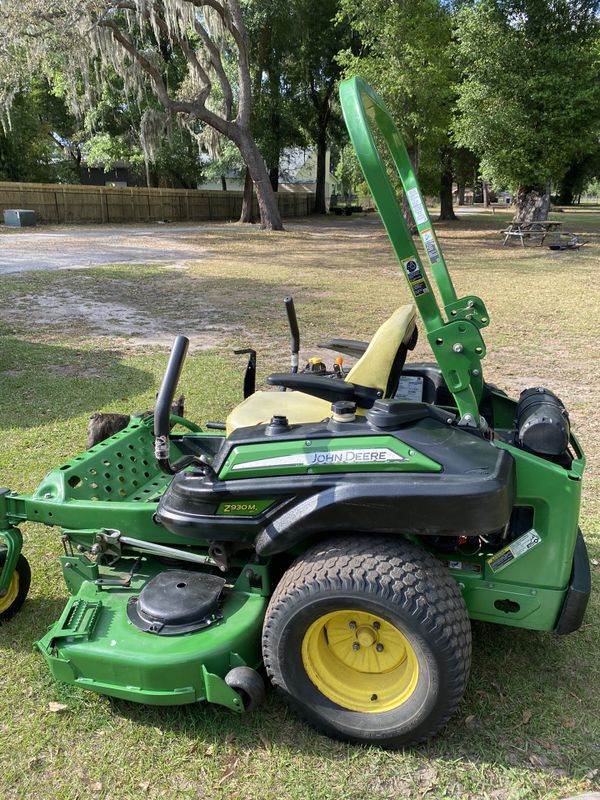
[262,535,471,748]
[0,551,31,622]
[224,666,266,712]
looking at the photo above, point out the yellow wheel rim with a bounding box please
[301,609,419,713]
[0,570,19,614]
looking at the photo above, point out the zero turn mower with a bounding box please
[0,77,590,747]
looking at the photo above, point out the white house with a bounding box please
[198,148,340,207]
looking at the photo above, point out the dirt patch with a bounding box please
[4,288,239,348]
[0,224,213,274]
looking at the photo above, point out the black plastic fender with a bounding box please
[254,449,515,556]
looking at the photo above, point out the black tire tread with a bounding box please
[262,535,471,746]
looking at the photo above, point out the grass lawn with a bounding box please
[0,209,599,800]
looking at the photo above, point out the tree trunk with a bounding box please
[240,167,256,224]
[269,166,279,192]
[221,175,227,191]
[145,160,158,188]
[314,131,327,214]
[458,184,465,205]
[512,185,550,223]
[237,134,283,230]
[482,181,490,207]
[438,165,457,221]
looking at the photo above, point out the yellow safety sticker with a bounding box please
[487,531,541,574]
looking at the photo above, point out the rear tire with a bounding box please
[0,551,31,622]
[262,535,471,748]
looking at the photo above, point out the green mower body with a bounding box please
[0,77,590,747]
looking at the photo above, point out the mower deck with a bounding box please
[36,555,267,708]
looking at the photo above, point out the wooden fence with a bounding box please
[0,182,315,224]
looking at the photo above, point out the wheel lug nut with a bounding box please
[376,643,384,652]
[349,621,356,629]
[373,621,380,630]
[371,694,378,701]
[352,642,360,651]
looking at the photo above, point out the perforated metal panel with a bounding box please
[51,421,173,503]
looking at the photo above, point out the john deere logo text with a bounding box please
[308,449,400,465]
[231,448,406,472]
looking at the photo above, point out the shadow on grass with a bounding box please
[2,597,70,649]
[90,616,599,781]
[0,337,153,430]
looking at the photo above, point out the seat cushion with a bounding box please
[226,390,330,435]
[345,304,416,390]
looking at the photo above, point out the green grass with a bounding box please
[0,210,599,799]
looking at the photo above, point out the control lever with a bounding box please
[283,296,300,391]
[233,348,256,398]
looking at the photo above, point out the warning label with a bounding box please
[406,187,428,225]
[421,228,440,264]
[396,375,424,402]
[402,258,429,297]
[487,530,542,574]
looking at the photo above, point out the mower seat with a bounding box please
[226,304,417,434]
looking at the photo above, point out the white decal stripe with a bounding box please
[406,187,428,225]
[232,448,406,471]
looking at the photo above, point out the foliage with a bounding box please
[454,0,600,192]
[245,0,307,174]
[556,147,600,204]
[202,138,244,185]
[0,81,80,183]
[584,176,600,198]
[0,0,284,228]
[244,0,348,207]
[333,142,368,196]
[337,0,456,194]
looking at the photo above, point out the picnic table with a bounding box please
[502,220,563,246]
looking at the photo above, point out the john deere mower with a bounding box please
[0,78,590,748]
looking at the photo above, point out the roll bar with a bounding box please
[339,76,490,427]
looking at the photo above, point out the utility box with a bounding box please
[3,209,37,227]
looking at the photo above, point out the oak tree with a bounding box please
[454,0,600,222]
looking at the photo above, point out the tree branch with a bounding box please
[97,18,234,138]
[193,18,233,119]
[145,8,214,106]
[226,0,251,127]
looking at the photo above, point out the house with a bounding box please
[278,149,340,207]
[197,148,340,208]
[79,161,141,188]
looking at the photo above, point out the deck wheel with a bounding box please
[224,666,266,712]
